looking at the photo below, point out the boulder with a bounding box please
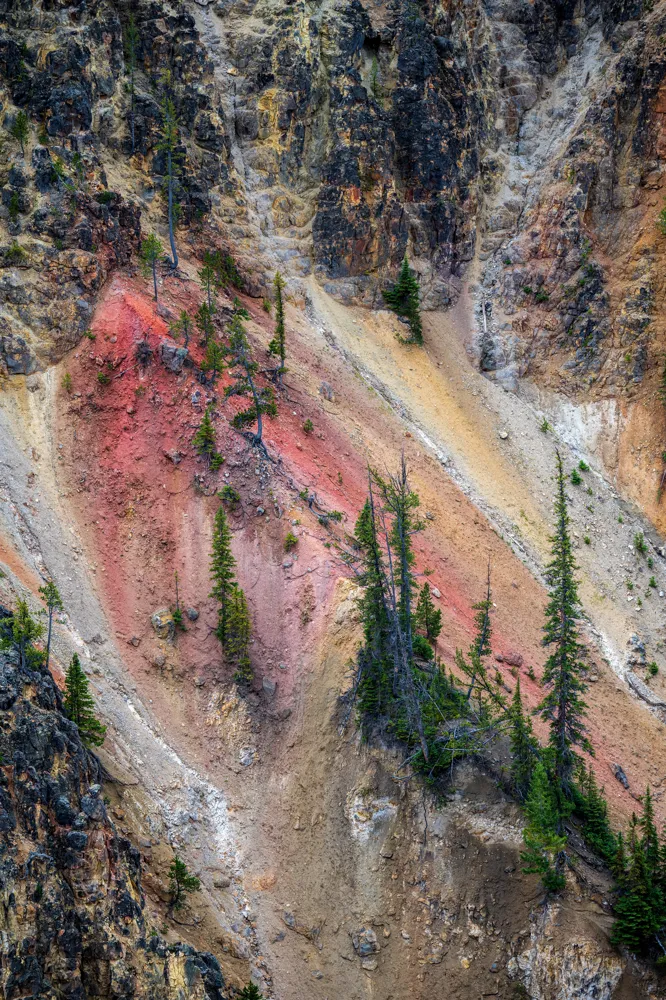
[151,608,175,641]
[160,339,188,373]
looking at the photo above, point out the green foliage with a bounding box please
[509,679,539,802]
[61,372,73,393]
[303,418,314,434]
[5,241,27,264]
[612,792,666,953]
[170,310,193,349]
[96,190,115,205]
[227,586,252,683]
[649,576,657,589]
[38,580,63,672]
[520,761,567,892]
[201,339,225,383]
[0,599,44,672]
[8,190,20,222]
[370,55,382,101]
[284,531,298,552]
[157,97,181,268]
[574,764,616,862]
[570,468,582,485]
[648,661,659,677]
[382,256,423,345]
[634,532,647,556]
[239,985,264,1000]
[168,855,200,910]
[233,296,250,319]
[64,653,106,747]
[192,406,217,462]
[199,250,219,311]
[97,371,110,387]
[195,302,215,346]
[210,506,237,647]
[8,110,29,155]
[578,460,589,472]
[267,272,286,377]
[414,582,442,645]
[139,234,164,301]
[219,483,241,507]
[537,451,591,801]
[225,314,277,446]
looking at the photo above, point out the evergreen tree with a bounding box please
[414,582,442,645]
[576,764,616,862]
[157,96,180,268]
[225,314,277,447]
[38,580,63,673]
[239,985,264,1000]
[354,489,392,716]
[457,566,505,717]
[139,234,164,302]
[640,786,660,873]
[509,678,538,802]
[612,831,628,886]
[196,302,215,346]
[124,14,139,155]
[192,405,217,463]
[168,854,200,910]
[63,653,106,747]
[612,830,664,952]
[0,599,44,672]
[520,761,567,892]
[227,585,252,684]
[171,309,192,349]
[210,506,237,647]
[382,256,422,345]
[267,271,286,382]
[201,339,225,384]
[8,110,29,157]
[537,451,591,806]
[199,250,219,312]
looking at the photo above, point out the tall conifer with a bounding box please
[210,507,237,646]
[414,582,442,645]
[226,586,252,683]
[267,272,286,382]
[537,451,591,806]
[38,580,63,672]
[63,653,106,747]
[509,678,538,802]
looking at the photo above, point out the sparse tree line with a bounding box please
[351,450,663,961]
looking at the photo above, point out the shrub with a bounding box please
[8,190,20,222]
[97,371,110,387]
[578,460,589,472]
[5,240,27,264]
[413,634,434,661]
[262,297,271,314]
[634,532,647,556]
[570,469,582,485]
[210,452,225,472]
[84,329,96,340]
[303,418,314,434]
[96,190,115,204]
[284,531,298,552]
[584,536,591,545]
[540,418,550,433]
[648,661,659,677]
[219,483,241,506]
[61,372,73,393]
[649,576,657,589]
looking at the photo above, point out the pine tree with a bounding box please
[201,339,225,384]
[577,764,616,862]
[537,451,591,806]
[225,314,277,447]
[124,14,139,155]
[509,678,538,802]
[139,234,164,302]
[382,256,422,345]
[640,786,660,873]
[267,271,286,381]
[613,831,628,886]
[157,96,180,268]
[210,507,237,647]
[457,566,505,716]
[8,110,29,157]
[520,761,567,892]
[63,653,106,747]
[199,251,219,312]
[414,582,442,645]
[239,985,264,1000]
[226,585,252,684]
[612,829,664,952]
[168,855,200,910]
[38,580,63,673]
[171,310,192,349]
[196,302,215,346]
[192,405,217,462]
[354,490,392,716]
[0,599,45,672]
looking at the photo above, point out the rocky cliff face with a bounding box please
[0,635,229,1000]
[2,0,666,998]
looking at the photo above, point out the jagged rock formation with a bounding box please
[0,634,228,1000]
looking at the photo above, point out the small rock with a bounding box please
[319,381,335,401]
[213,874,231,889]
[152,653,166,668]
[312,970,324,979]
[431,587,441,598]
[282,558,293,569]
[262,677,277,697]
[499,430,508,440]
[194,677,206,687]
[129,636,141,647]
[425,512,435,520]
[502,651,523,668]
[256,506,265,515]
[278,662,288,671]
[186,608,199,622]
[164,449,182,465]
[126,405,135,415]
[361,959,378,972]
[351,927,379,958]
[613,764,630,789]
[151,608,175,642]
[160,340,188,374]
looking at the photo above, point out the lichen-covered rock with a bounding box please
[0,650,229,999]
